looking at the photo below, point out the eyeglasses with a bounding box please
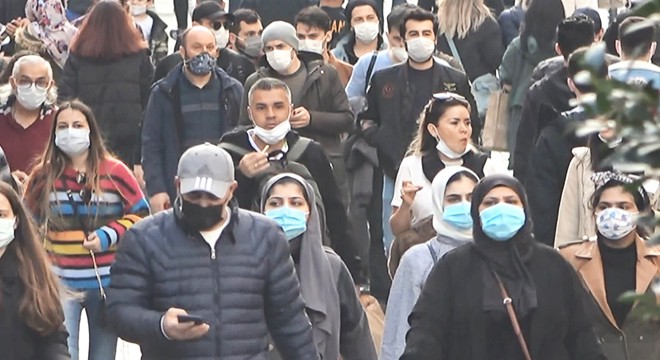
[15,77,50,90]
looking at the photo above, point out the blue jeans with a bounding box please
[382,175,395,254]
[62,289,117,360]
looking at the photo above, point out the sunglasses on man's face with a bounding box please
[212,20,231,31]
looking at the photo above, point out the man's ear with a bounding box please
[649,41,657,59]
[567,77,578,96]
[229,33,237,46]
[615,39,622,57]
[555,43,562,57]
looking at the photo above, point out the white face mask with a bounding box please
[406,37,436,63]
[266,49,293,73]
[253,120,292,145]
[55,128,91,156]
[215,27,230,49]
[596,207,637,240]
[0,217,16,249]
[298,39,324,55]
[16,83,48,110]
[131,4,147,16]
[354,21,379,43]
[430,126,470,160]
[390,46,408,62]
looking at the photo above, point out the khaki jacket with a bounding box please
[560,236,660,360]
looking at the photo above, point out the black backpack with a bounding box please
[219,138,330,245]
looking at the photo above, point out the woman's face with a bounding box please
[429,105,472,154]
[0,193,15,220]
[443,176,476,208]
[478,186,523,212]
[594,186,638,215]
[264,182,310,220]
[55,109,90,133]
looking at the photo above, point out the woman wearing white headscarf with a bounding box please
[260,173,377,360]
[381,166,479,360]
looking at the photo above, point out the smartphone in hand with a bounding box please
[177,314,205,325]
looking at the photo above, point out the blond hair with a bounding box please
[437,0,493,39]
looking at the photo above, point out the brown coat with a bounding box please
[327,51,353,88]
[559,236,660,360]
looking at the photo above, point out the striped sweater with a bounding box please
[29,158,149,290]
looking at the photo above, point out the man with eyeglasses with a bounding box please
[0,55,55,183]
[154,1,256,85]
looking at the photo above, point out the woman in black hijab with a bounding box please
[401,174,606,360]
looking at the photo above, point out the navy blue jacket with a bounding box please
[498,5,524,47]
[141,64,243,199]
[106,205,319,360]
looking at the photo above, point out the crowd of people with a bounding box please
[0,0,659,359]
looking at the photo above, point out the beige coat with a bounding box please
[555,147,595,247]
[555,147,660,248]
[559,236,660,360]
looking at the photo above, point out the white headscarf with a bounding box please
[431,166,479,241]
[25,0,78,68]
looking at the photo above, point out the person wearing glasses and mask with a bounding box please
[401,174,607,360]
[24,100,150,360]
[389,93,504,244]
[0,55,56,182]
[560,172,660,360]
[155,2,256,85]
[142,24,243,213]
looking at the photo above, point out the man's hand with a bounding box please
[162,308,210,341]
[290,107,311,128]
[5,18,23,37]
[238,151,269,178]
[150,192,171,213]
[83,232,102,252]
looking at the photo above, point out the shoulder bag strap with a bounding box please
[64,189,106,300]
[286,137,312,162]
[364,51,379,94]
[426,242,438,264]
[492,271,532,360]
[444,34,463,67]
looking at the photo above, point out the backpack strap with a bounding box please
[218,142,251,157]
[364,51,379,94]
[427,242,438,264]
[286,137,312,162]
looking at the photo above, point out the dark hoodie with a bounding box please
[513,65,574,183]
[524,107,589,246]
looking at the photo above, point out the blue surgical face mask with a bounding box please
[479,203,526,241]
[442,202,473,230]
[265,206,308,241]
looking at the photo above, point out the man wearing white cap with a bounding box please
[106,143,319,360]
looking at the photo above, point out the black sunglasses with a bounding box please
[211,20,231,31]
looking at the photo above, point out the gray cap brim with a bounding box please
[180,176,231,199]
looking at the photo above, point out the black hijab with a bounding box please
[470,175,538,318]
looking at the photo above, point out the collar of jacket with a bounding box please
[257,53,327,93]
[567,235,660,330]
[146,10,168,35]
[173,197,240,244]
[340,33,385,61]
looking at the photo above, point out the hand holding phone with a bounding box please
[177,314,205,325]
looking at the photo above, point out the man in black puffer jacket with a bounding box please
[107,143,319,360]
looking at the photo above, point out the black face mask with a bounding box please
[181,199,225,231]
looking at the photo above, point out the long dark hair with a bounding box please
[0,182,64,335]
[520,0,565,52]
[26,100,111,222]
[70,1,147,60]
